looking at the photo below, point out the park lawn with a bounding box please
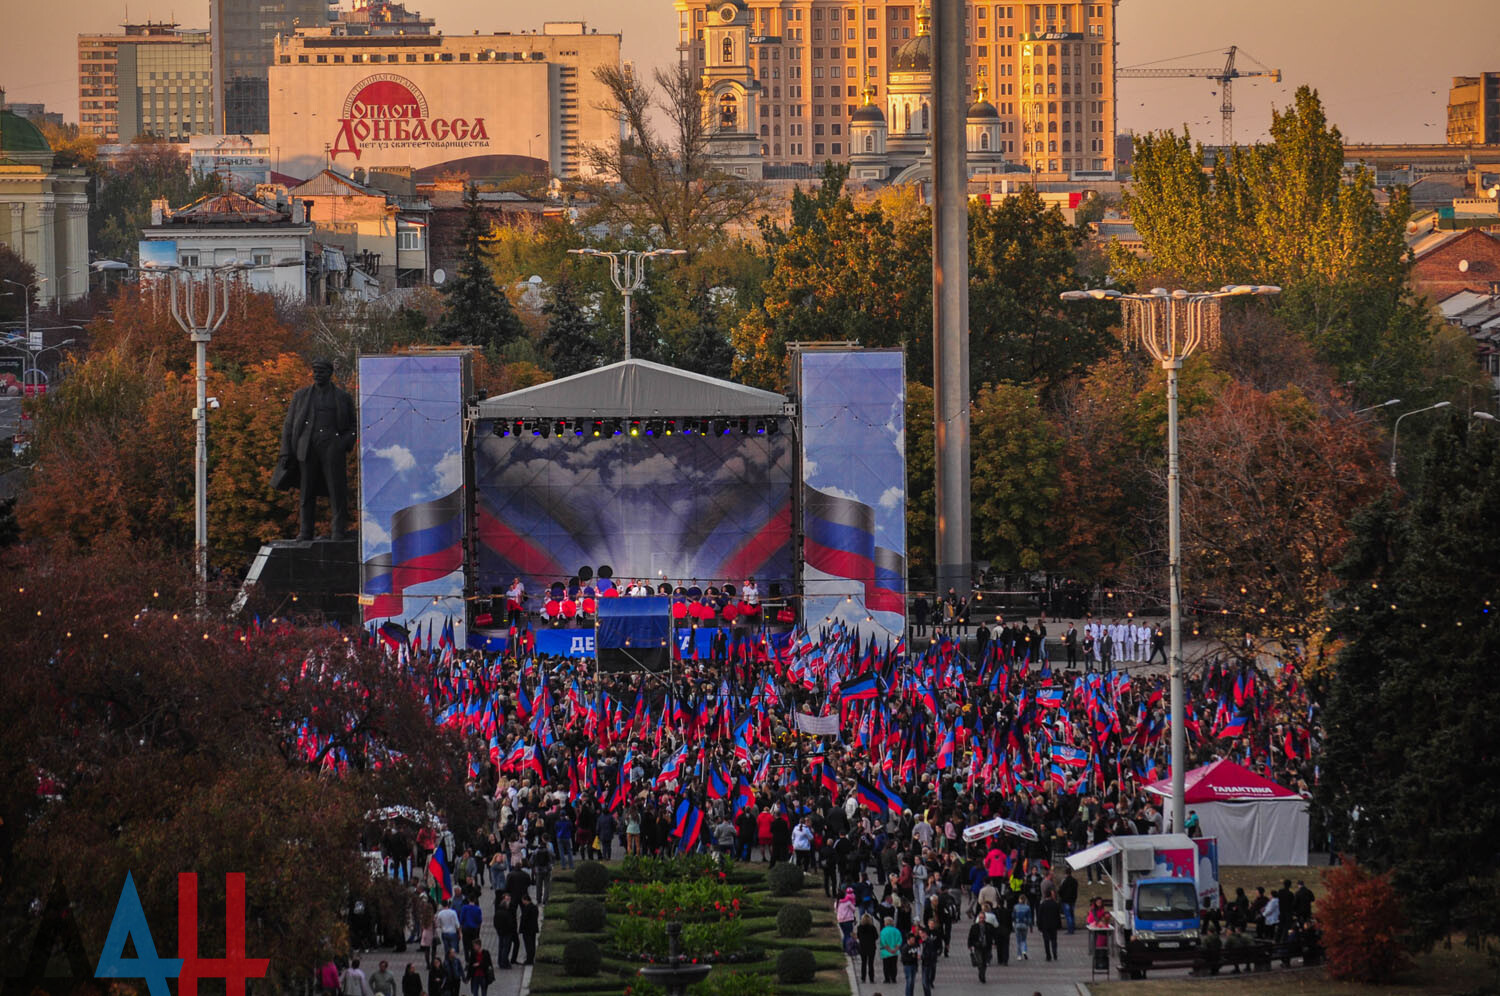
[1090,939,1492,995]
[528,862,851,996]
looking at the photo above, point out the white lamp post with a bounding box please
[566,248,686,360]
[1060,283,1280,833]
[157,261,244,608]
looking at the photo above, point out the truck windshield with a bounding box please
[1136,882,1198,920]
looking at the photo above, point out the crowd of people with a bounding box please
[319,609,1322,993]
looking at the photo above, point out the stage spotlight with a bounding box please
[555,419,567,436]
[574,420,585,437]
[529,421,542,436]
[645,420,659,436]
[492,421,507,437]
[705,419,717,436]
[682,419,694,435]
[610,418,622,436]
[592,420,602,437]
[629,419,640,436]
[767,418,780,435]
[664,419,676,435]
[512,419,524,436]
[738,418,749,434]
[754,419,766,435]
[720,420,732,436]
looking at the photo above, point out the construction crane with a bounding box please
[1118,46,1282,147]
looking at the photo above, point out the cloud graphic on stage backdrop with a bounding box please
[358,355,467,632]
[474,428,794,592]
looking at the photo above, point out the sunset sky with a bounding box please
[3,0,1497,145]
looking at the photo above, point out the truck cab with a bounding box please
[1127,875,1201,951]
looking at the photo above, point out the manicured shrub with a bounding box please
[567,897,607,933]
[776,904,812,938]
[573,860,611,895]
[767,862,804,897]
[776,946,817,984]
[1320,858,1409,983]
[696,971,777,996]
[562,938,602,977]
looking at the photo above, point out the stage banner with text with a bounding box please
[358,354,467,643]
[799,349,906,641]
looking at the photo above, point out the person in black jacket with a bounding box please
[855,913,880,982]
[400,964,422,996]
[518,895,539,965]
[966,912,993,982]
[491,894,516,969]
[1058,867,1079,934]
[1037,895,1063,961]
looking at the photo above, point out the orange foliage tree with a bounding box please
[1319,858,1409,983]
[86,279,307,375]
[1175,380,1384,640]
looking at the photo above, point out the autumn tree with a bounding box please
[90,138,219,263]
[0,545,470,989]
[1174,380,1384,641]
[578,63,762,249]
[0,244,38,324]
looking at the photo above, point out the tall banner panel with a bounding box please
[474,430,794,596]
[358,354,467,643]
[799,349,906,640]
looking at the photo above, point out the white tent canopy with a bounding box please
[1145,759,1310,866]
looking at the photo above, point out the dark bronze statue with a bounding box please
[276,359,356,541]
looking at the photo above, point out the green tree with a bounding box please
[970,382,1063,572]
[432,184,524,352]
[732,196,930,390]
[0,244,38,324]
[968,188,1117,391]
[1317,412,1500,955]
[541,271,603,377]
[1118,87,1440,406]
[904,382,936,590]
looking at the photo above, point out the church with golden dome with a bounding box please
[681,0,1120,182]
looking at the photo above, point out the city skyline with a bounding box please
[3,0,1498,147]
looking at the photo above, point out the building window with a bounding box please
[864,134,873,152]
[397,228,423,251]
[179,251,200,267]
[722,37,734,64]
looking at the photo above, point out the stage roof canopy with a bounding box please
[475,359,790,419]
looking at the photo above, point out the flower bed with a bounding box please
[606,879,745,920]
[615,853,730,883]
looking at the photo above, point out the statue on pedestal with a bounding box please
[275,359,356,541]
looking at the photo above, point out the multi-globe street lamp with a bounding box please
[566,248,686,360]
[1060,284,1280,834]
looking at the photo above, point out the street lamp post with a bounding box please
[1351,398,1401,417]
[1061,283,1280,834]
[566,248,686,360]
[1390,402,1452,477]
[159,263,241,609]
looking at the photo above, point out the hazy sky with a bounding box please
[3,0,1497,145]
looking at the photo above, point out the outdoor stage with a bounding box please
[354,351,910,656]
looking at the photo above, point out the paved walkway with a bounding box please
[848,924,1108,996]
[374,880,543,996]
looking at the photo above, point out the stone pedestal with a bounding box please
[236,538,359,623]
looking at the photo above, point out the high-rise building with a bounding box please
[268,11,621,181]
[211,0,338,134]
[78,21,203,142]
[674,0,1118,177]
[116,30,215,143]
[1448,74,1500,146]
